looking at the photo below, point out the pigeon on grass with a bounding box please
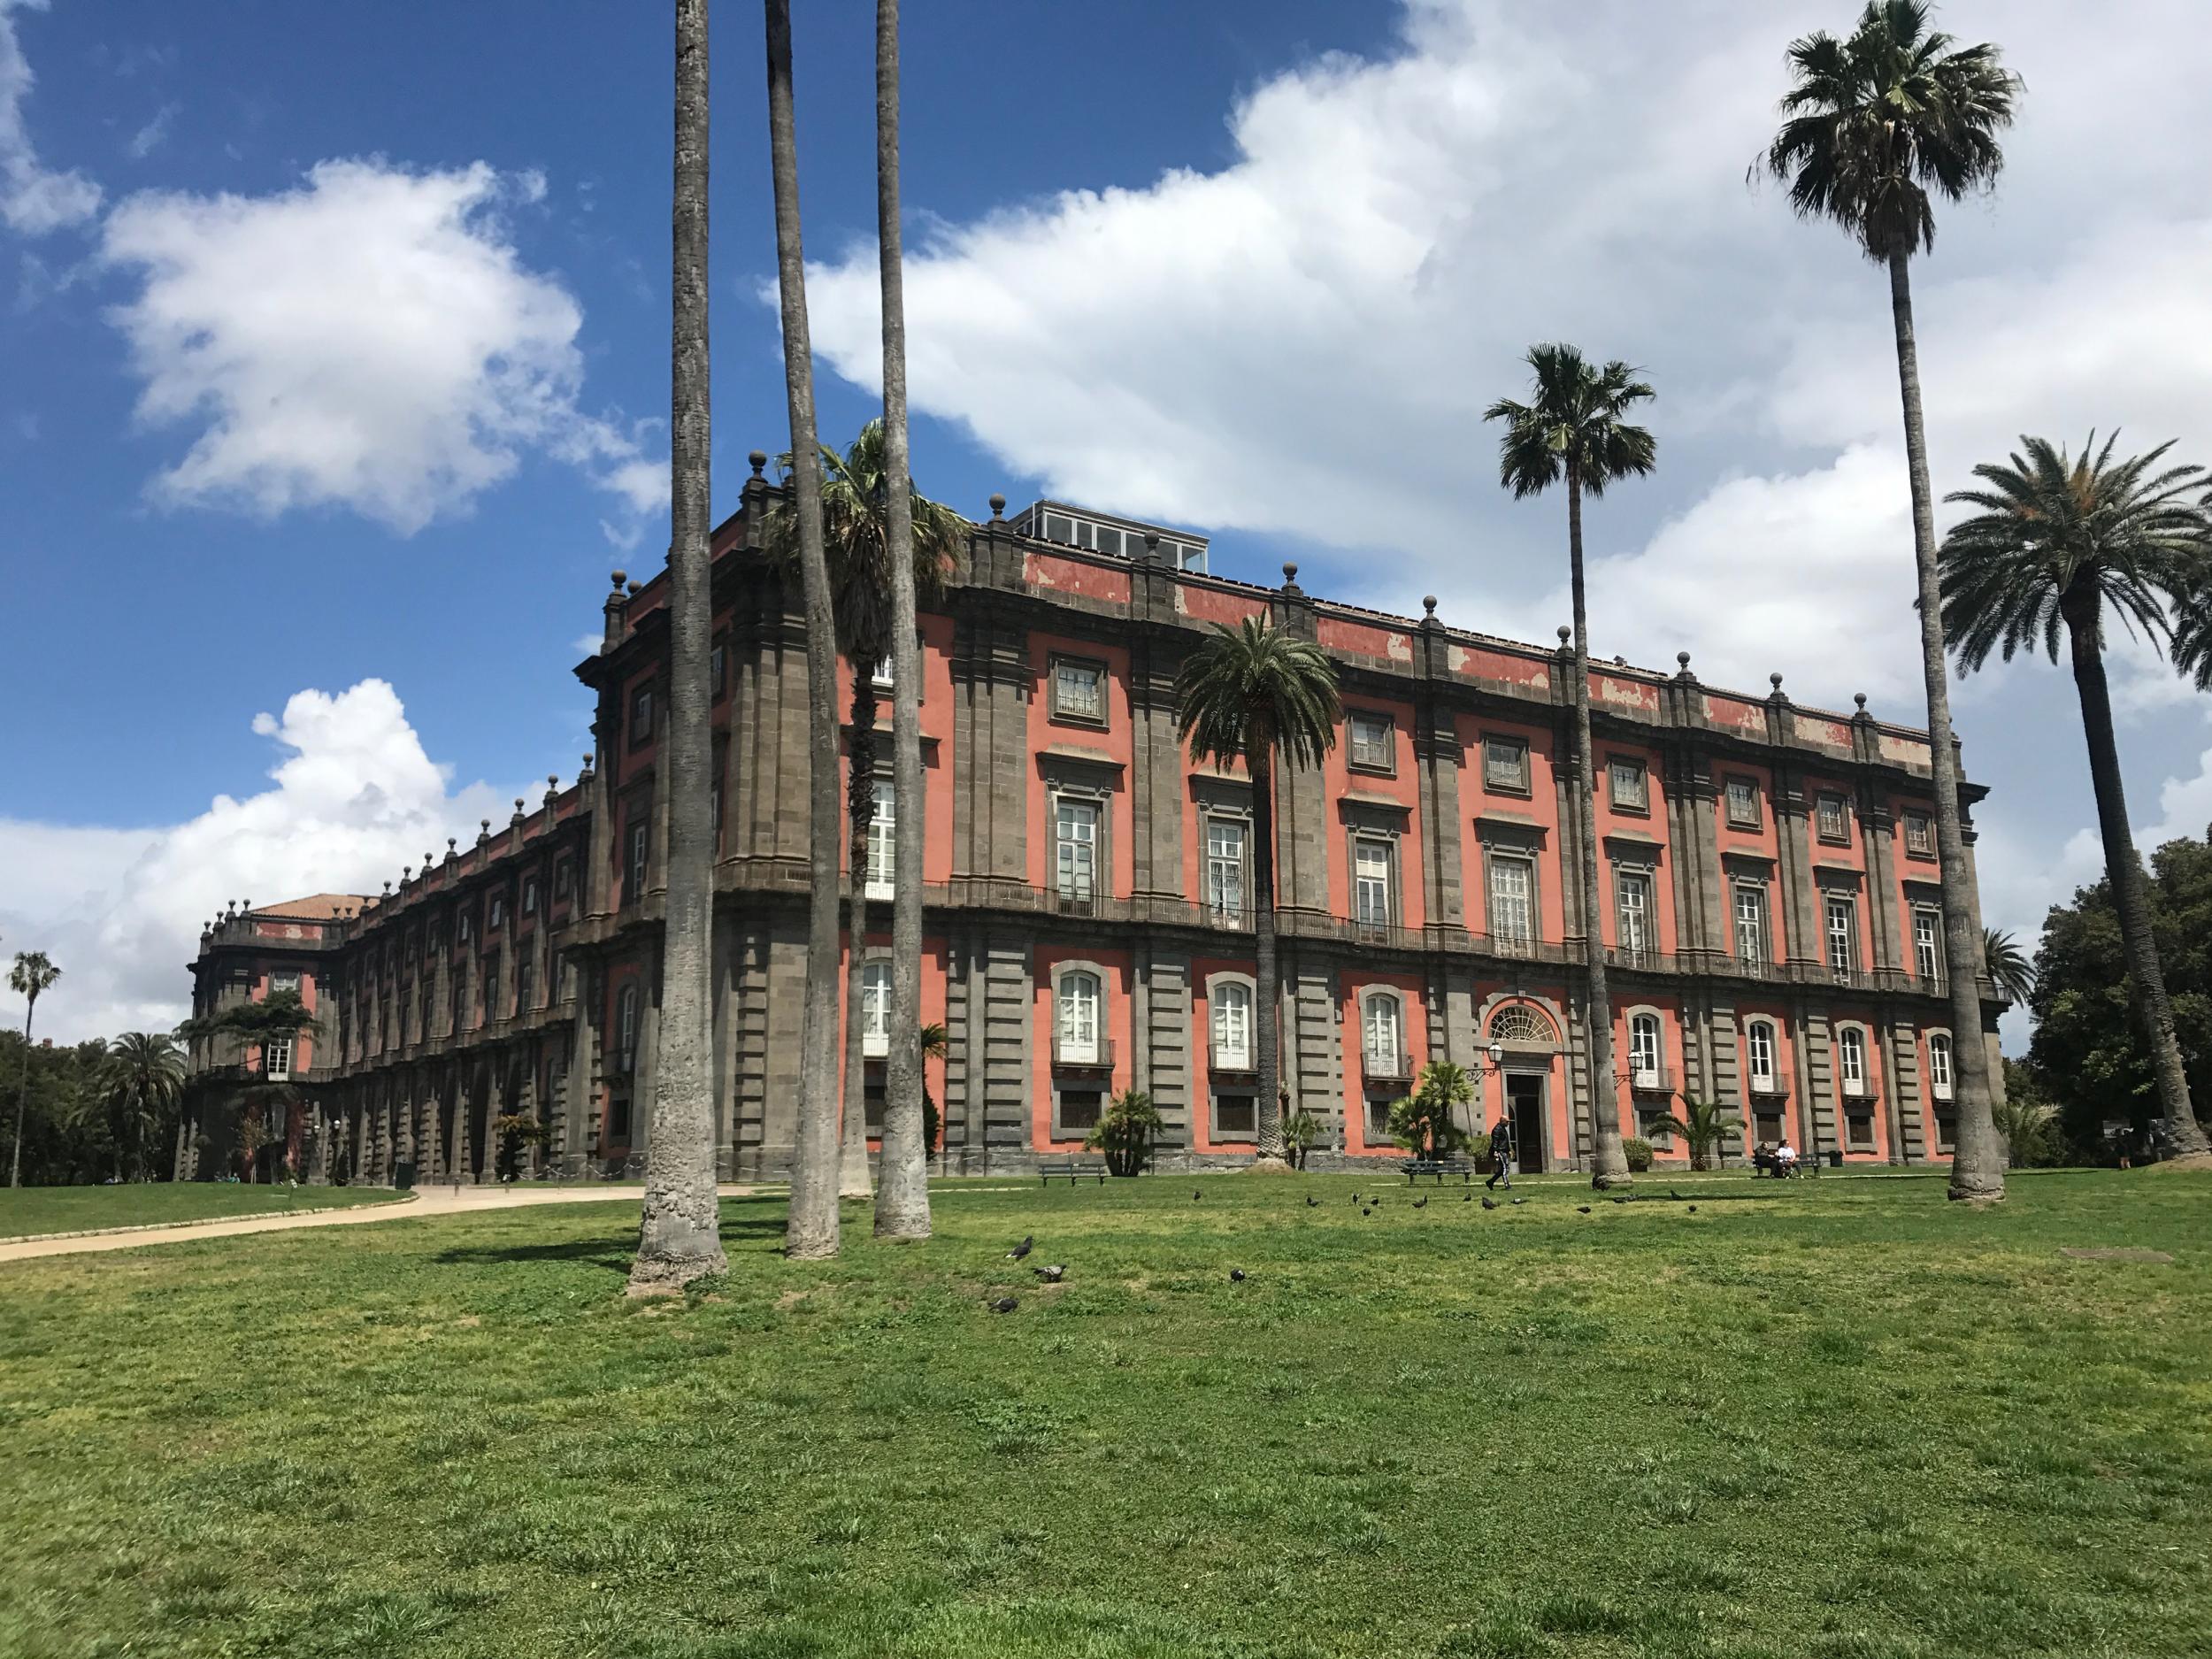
[990,1296,1018,1314]
[1007,1235,1033,1261]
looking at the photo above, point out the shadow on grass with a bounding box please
[434,1213,787,1271]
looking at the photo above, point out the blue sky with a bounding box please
[6,0,2212,1039]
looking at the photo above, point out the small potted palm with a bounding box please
[1385,1061,1475,1158]
[1084,1087,1162,1177]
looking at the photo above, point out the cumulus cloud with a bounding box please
[0,680,512,1042]
[99,157,663,534]
[0,0,101,234]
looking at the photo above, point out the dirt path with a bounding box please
[0,1184,755,1265]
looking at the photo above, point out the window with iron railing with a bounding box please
[1204,818,1247,920]
[1212,981,1253,1071]
[1746,1018,1779,1094]
[1055,797,1100,910]
[866,782,895,901]
[1629,1012,1663,1089]
[1616,868,1654,964]
[1362,993,1404,1079]
[1056,970,1102,1064]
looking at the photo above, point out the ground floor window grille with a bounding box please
[1213,1089,1256,1138]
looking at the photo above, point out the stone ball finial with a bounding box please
[749,449,767,475]
[1770,672,1785,691]
[515,797,526,813]
[1557,625,1571,644]
[611,569,627,590]
[988,492,1006,518]
[382,880,392,895]
[626,581,641,597]
[448,837,457,853]
[480,819,491,836]
[1677,651,1691,667]
[1423,595,1438,618]
[1855,692,1869,711]
[549,773,559,790]
[403,866,412,882]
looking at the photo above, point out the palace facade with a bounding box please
[177,454,2006,1184]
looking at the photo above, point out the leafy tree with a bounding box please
[1655,1094,1740,1171]
[1385,1061,1476,1158]
[1940,434,2211,1156]
[1756,0,2020,1201]
[1983,927,2034,1009]
[176,991,319,1183]
[1484,344,1655,1188]
[98,1032,186,1182]
[765,0,847,1260]
[2024,831,2212,1158]
[1175,618,1341,1164]
[630,0,731,1291]
[9,949,61,1187]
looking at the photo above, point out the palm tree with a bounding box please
[1483,344,1655,1189]
[177,991,319,1182]
[101,1032,186,1182]
[1656,1095,1740,1171]
[1756,0,2020,1201]
[1939,434,2212,1156]
[1175,618,1340,1165]
[1981,927,2034,1010]
[761,422,964,1207]
[630,0,731,1293]
[9,950,60,1187]
[872,0,933,1243]
[765,0,845,1260]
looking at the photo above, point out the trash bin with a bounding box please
[1826,1149,1843,1169]
[394,1161,416,1192]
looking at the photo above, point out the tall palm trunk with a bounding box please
[2065,596,2207,1155]
[1250,726,1287,1166]
[1566,470,1629,1186]
[839,678,878,1198]
[1888,247,2004,1200]
[9,993,36,1187]
[629,0,731,1291]
[872,0,932,1239]
[765,0,844,1258]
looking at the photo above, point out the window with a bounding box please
[1178,543,1209,574]
[1902,811,1936,857]
[1354,838,1392,931]
[1914,907,1944,984]
[1824,894,1858,974]
[516,956,534,1015]
[630,684,655,747]
[1847,1110,1876,1149]
[1057,1088,1104,1132]
[871,655,894,689]
[1212,981,1253,1071]
[615,984,639,1073]
[457,912,472,943]
[1754,1109,1785,1144]
[1489,855,1535,947]
[1725,777,1762,829]
[1609,759,1648,812]
[1489,1004,1555,1047]
[861,961,891,1058]
[628,820,649,896]
[522,877,538,916]
[711,638,728,698]
[1746,1018,1779,1094]
[1213,1089,1256,1136]
[1362,993,1404,1079]
[553,859,572,901]
[1204,818,1247,919]
[270,970,301,995]
[264,1035,294,1082]
[609,1096,633,1141]
[1055,797,1100,907]
[1816,793,1850,844]
[1838,1026,1870,1096]
[1348,710,1394,772]
[1056,970,1102,1064]
[1927,1032,1955,1102]
[1616,868,1654,964]
[488,895,505,931]
[710,767,722,845]
[1733,883,1768,964]
[1629,1012,1663,1089]
[1051,657,1106,724]
[865,781,895,901]
[1483,735,1531,794]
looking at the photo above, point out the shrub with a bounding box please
[1084,1088,1163,1175]
[1623,1137,1655,1173]
[1385,1061,1475,1157]
[1280,1107,1322,1169]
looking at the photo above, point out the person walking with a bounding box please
[1486,1112,1516,1191]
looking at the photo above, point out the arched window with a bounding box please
[1057,970,1101,1064]
[1212,981,1253,1070]
[860,961,892,1057]
[865,783,895,899]
[1487,1003,1555,1048]
[1628,1012,1663,1087]
[1362,992,1403,1077]
[1927,1032,1953,1101]
[1838,1025,1869,1096]
[1745,1018,1778,1093]
[616,983,640,1074]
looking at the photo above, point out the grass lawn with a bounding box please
[3,1169,2208,1658]
[0,1182,402,1240]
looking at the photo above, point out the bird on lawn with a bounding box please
[1008,1235,1033,1261]
[1413,1196,1428,1210]
[1193,1189,1203,1202]
[1463,1192,1473,1202]
[1510,1197,1527,1206]
[1480,1196,1497,1210]
[1229,1269,1247,1282]
[1033,1263,1065,1283]
[989,1296,1018,1314]
[1362,1207,1371,1217]
[1306,1195,1321,1207]
[1687,1204,1698,1214]
[1577,1205,1591,1214]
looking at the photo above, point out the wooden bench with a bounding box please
[1040,1157,1110,1186]
[1401,1157,1478,1185]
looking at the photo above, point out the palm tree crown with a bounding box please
[1981,927,2033,1008]
[1481,345,1655,497]
[1756,0,2019,262]
[9,950,59,1006]
[1939,433,2209,670]
[2162,491,2212,691]
[1175,618,1341,774]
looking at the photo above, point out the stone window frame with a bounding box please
[1346,707,1397,776]
[1200,807,1252,923]
[488,893,506,932]
[629,681,656,749]
[1901,809,1938,860]
[270,969,303,995]
[1833,1020,1876,1100]
[521,874,539,916]
[710,634,728,701]
[1813,872,1862,976]
[1047,652,1110,729]
[1624,1003,1669,1093]
[1358,986,1410,1084]
[1348,827,1402,935]
[626,817,650,899]
[859,956,893,1058]
[1742,1015,1786,1097]
[1724,773,1763,830]
[1815,791,1852,846]
[1608,841,1662,964]
[864,779,897,902]
[614,981,641,1074]
[1045,775,1113,911]
[1924,1027,1955,1102]
[1908,896,1946,987]
[1475,817,1547,949]
[1202,969,1259,1078]
[1608,755,1650,815]
[1730,874,1771,965]
[1480,732,1533,797]
[1047,957,1113,1141]
[552,857,572,902]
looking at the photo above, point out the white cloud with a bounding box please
[0,0,102,234]
[0,680,511,1042]
[125,99,178,161]
[99,157,663,534]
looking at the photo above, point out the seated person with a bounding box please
[1774,1137,1798,1176]
[1752,1140,1775,1174]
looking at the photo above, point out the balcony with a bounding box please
[1051,1033,1114,1071]
[1361,1048,1413,1088]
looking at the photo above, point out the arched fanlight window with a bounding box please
[1628,1012,1663,1087]
[1363,993,1403,1074]
[1487,1003,1556,1048]
[1057,970,1102,1064]
[1838,1025,1869,1096]
[1212,981,1253,1069]
[1927,1032,1954,1101]
[1745,1018,1778,1092]
[861,962,892,1057]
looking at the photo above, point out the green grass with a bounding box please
[3,1169,2208,1658]
[0,1181,401,1239]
